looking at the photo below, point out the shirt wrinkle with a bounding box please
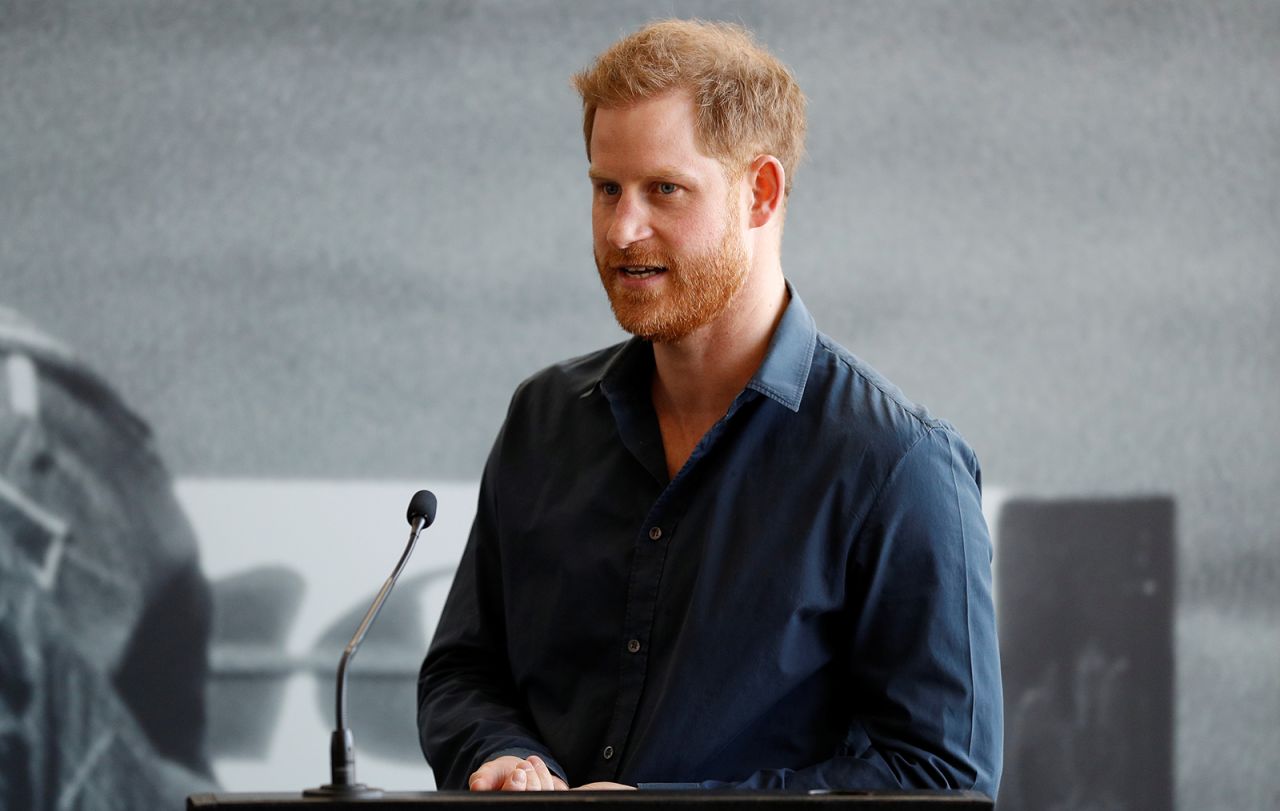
[849,427,938,572]
[944,431,979,759]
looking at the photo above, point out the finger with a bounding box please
[501,763,529,791]
[468,766,497,792]
[473,757,506,787]
[527,755,558,791]
[471,752,519,787]
[573,782,636,790]
[470,757,513,792]
[521,761,543,791]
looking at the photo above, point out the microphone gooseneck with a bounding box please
[303,489,437,799]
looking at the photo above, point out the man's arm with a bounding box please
[643,426,1003,795]
[417,432,568,790]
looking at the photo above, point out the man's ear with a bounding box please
[746,155,786,229]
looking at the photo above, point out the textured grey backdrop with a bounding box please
[3,1,1277,808]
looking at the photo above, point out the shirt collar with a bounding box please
[595,336,652,401]
[595,280,817,413]
[744,281,817,413]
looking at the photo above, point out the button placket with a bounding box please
[594,509,678,782]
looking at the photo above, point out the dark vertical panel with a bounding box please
[996,497,1174,811]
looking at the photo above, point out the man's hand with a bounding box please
[573,782,636,790]
[468,755,567,791]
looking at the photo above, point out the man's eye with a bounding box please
[657,182,678,195]
[600,183,621,196]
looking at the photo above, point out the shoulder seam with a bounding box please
[814,333,942,433]
[846,422,969,573]
[860,424,940,532]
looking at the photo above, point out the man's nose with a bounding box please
[606,192,653,249]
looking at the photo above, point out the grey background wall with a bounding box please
[2,0,1277,808]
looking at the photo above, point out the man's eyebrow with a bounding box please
[650,167,699,183]
[587,167,699,183]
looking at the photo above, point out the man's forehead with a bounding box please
[591,95,696,139]
[587,93,722,180]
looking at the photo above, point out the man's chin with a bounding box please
[611,309,702,345]
[606,300,676,343]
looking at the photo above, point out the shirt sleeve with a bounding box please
[416,418,567,789]
[648,426,1003,796]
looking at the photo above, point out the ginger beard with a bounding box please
[594,204,750,344]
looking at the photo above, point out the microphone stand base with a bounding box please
[302,783,384,799]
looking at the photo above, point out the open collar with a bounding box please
[594,280,817,413]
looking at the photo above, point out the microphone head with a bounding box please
[407,490,437,528]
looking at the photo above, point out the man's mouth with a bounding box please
[618,265,667,279]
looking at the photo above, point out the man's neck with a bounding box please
[650,268,788,422]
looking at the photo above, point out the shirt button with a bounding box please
[648,526,663,541]
[602,745,614,760]
[627,639,641,654]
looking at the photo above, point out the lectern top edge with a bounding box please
[189,788,994,810]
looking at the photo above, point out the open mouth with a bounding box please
[618,265,667,279]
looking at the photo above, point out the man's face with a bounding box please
[589,92,749,344]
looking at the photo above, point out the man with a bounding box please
[418,20,1002,796]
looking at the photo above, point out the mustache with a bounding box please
[597,246,672,269]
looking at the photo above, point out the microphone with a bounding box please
[304,490,438,799]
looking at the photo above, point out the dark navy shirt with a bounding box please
[418,288,1002,796]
